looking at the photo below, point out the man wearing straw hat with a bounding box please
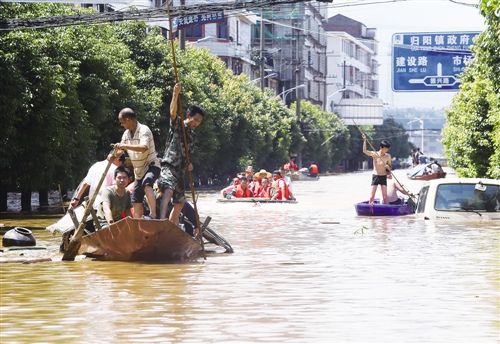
[157,83,205,225]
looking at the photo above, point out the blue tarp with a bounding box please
[407,163,431,178]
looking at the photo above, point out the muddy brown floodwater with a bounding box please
[1,168,498,343]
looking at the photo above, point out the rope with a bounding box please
[166,2,206,259]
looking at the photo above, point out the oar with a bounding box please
[166,0,206,259]
[352,119,417,203]
[62,148,116,261]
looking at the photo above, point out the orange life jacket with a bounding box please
[309,164,318,174]
[272,177,290,200]
[234,185,253,198]
[257,185,271,199]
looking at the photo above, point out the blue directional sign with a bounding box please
[392,31,480,92]
[172,12,224,32]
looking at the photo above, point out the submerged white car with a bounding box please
[414,178,500,221]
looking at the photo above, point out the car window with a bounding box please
[416,186,429,213]
[435,183,500,212]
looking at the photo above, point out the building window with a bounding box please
[185,26,203,39]
[217,19,228,39]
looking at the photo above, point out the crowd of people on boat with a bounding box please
[220,165,296,201]
[67,82,206,235]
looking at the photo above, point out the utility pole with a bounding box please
[260,8,265,92]
[295,26,302,169]
[179,0,186,50]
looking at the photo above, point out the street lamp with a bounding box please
[187,36,213,45]
[277,84,305,104]
[250,72,278,84]
[327,88,346,112]
[408,118,424,152]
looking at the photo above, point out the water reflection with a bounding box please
[1,170,498,342]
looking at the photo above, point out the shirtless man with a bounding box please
[362,135,392,205]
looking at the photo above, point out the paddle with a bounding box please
[352,119,417,203]
[62,148,116,261]
[166,1,206,260]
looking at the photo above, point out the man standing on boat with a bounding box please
[112,108,161,219]
[157,83,205,225]
[362,135,392,205]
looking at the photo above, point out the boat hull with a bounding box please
[290,173,319,181]
[78,217,201,261]
[355,200,415,216]
[408,172,447,181]
[217,198,297,203]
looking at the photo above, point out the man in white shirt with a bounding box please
[113,108,161,219]
[279,166,296,201]
[69,154,125,210]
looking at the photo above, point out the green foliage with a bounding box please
[442,1,500,178]
[0,2,354,200]
[292,101,349,171]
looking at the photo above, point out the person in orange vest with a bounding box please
[308,162,319,177]
[232,177,254,198]
[271,170,290,200]
[256,177,272,199]
[284,157,299,172]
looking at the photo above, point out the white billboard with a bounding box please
[336,98,384,125]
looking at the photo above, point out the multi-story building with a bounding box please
[323,14,383,125]
[80,0,258,79]
[78,1,382,123]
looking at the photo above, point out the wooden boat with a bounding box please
[217,198,297,204]
[409,171,447,181]
[289,172,319,181]
[354,199,415,216]
[407,163,446,181]
[76,217,201,261]
[47,204,233,261]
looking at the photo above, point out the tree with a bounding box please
[292,101,349,171]
[442,1,499,178]
[0,3,143,210]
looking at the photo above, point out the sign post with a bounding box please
[392,31,480,92]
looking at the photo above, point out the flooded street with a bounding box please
[1,169,499,343]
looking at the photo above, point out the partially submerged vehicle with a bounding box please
[414,178,500,221]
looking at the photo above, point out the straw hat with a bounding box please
[254,169,272,179]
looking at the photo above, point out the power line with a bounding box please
[0,0,307,31]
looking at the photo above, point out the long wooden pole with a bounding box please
[166,2,206,259]
[62,149,116,261]
[352,119,416,203]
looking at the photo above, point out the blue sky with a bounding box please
[328,0,486,109]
